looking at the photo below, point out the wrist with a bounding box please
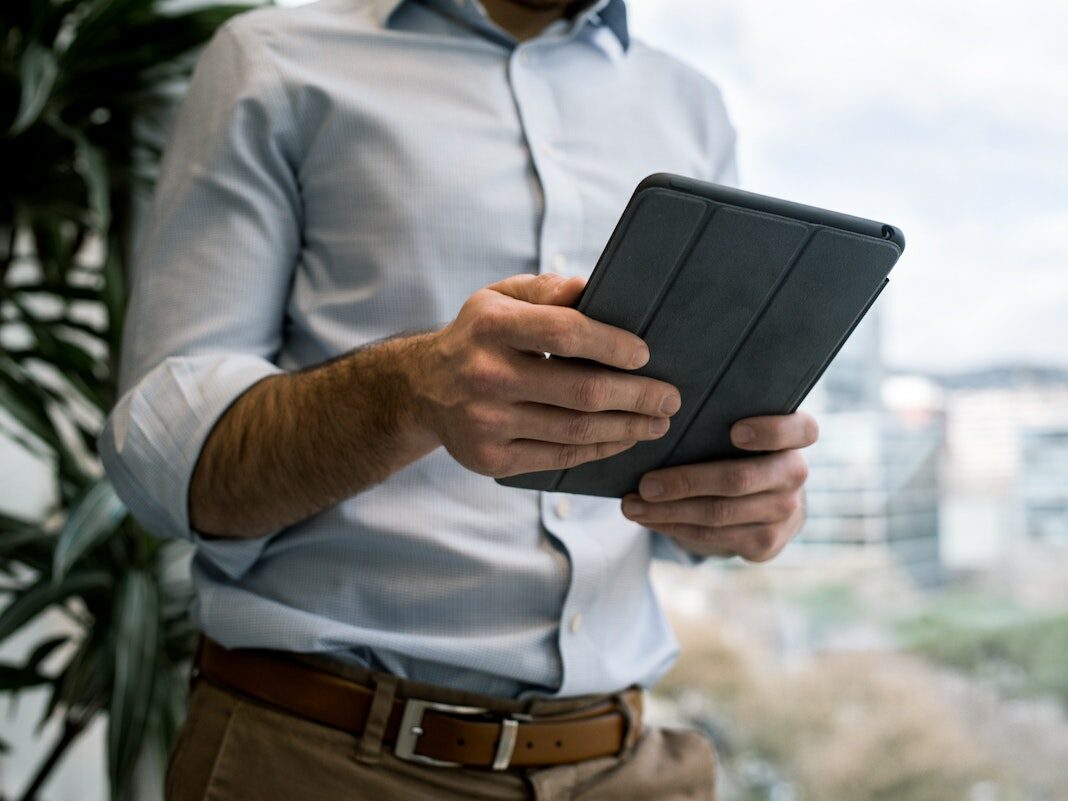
[384,329,444,451]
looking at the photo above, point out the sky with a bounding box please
[627,0,1068,373]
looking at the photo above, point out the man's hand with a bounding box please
[620,413,819,562]
[412,273,682,477]
[190,271,681,539]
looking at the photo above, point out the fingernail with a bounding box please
[631,345,650,369]
[650,417,670,436]
[622,498,645,517]
[659,394,681,415]
[641,478,663,499]
[733,424,755,444]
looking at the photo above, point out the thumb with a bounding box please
[489,272,587,307]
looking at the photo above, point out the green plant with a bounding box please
[897,595,1068,711]
[1,1,252,798]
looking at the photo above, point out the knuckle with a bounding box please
[576,374,609,410]
[464,355,511,396]
[467,403,507,436]
[765,425,786,450]
[725,465,755,496]
[555,444,584,469]
[532,272,561,295]
[546,316,579,355]
[672,470,696,500]
[566,413,598,444]
[462,354,494,392]
[701,500,731,528]
[780,491,803,519]
[606,335,629,366]
[693,526,718,543]
[624,414,646,440]
[791,453,810,486]
[471,303,508,338]
[804,415,821,445]
[633,382,655,415]
[746,526,784,562]
[468,443,500,475]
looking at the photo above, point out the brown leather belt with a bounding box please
[196,638,641,771]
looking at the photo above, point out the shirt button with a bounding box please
[540,142,558,159]
[550,253,567,274]
[570,613,584,634]
[554,498,572,519]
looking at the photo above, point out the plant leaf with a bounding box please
[53,480,127,582]
[51,117,112,232]
[0,664,50,691]
[0,513,56,574]
[11,42,59,135]
[0,359,63,451]
[0,529,51,561]
[108,569,159,798]
[39,636,106,732]
[0,635,67,691]
[0,569,111,641]
[8,282,106,302]
[0,509,40,532]
[28,635,70,669]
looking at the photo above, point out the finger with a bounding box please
[520,359,681,418]
[649,520,796,563]
[731,411,819,451]
[509,404,670,445]
[621,490,801,529]
[638,450,809,501]
[499,439,638,475]
[488,272,587,307]
[499,304,650,370]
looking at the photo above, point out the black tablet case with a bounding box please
[497,173,905,497]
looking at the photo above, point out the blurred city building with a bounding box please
[938,369,1068,576]
[794,314,947,587]
[1020,426,1068,545]
[777,313,1068,590]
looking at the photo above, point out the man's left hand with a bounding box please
[621,412,819,562]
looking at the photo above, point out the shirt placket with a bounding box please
[508,38,605,696]
[508,43,585,277]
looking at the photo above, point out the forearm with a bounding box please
[189,332,440,539]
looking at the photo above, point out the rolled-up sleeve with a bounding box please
[98,20,301,579]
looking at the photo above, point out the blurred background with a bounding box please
[2,1,1066,800]
[631,3,1068,801]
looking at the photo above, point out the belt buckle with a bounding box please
[395,699,520,771]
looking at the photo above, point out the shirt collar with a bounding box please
[371,0,630,52]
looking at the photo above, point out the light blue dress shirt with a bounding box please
[99,0,737,699]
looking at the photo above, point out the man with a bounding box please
[100,0,817,798]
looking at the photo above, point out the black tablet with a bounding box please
[497,173,905,497]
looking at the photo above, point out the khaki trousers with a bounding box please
[166,659,718,801]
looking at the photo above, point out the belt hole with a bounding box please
[526,741,534,749]
[555,740,563,748]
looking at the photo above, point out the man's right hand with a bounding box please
[411,273,682,478]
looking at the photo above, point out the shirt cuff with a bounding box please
[99,353,283,579]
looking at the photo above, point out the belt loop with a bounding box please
[616,687,642,756]
[356,673,400,765]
